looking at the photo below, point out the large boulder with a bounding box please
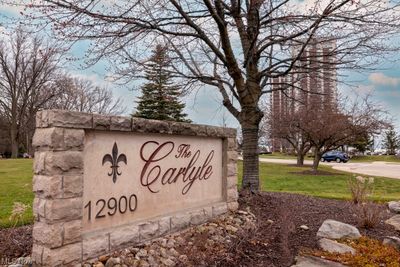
[385,215,400,231]
[318,238,356,255]
[383,236,400,250]
[317,220,361,240]
[291,256,346,267]
[388,201,400,213]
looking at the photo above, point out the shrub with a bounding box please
[347,176,382,229]
[356,202,382,229]
[348,176,374,204]
[9,202,29,227]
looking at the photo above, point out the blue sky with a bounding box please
[343,62,400,131]
[0,4,399,134]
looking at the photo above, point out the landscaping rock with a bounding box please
[383,236,400,250]
[317,219,361,239]
[388,201,400,213]
[175,236,185,245]
[291,256,347,267]
[160,258,175,267]
[160,247,168,258]
[385,215,400,231]
[166,239,175,248]
[138,260,149,267]
[225,225,238,233]
[99,255,110,263]
[80,210,255,267]
[168,248,179,257]
[178,254,188,262]
[105,257,121,267]
[318,238,356,255]
[136,249,148,258]
[147,255,157,266]
[300,225,309,230]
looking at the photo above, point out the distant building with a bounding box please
[270,39,337,152]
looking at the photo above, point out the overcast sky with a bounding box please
[0,2,399,133]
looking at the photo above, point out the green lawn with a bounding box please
[1,159,400,228]
[260,153,400,164]
[238,161,400,202]
[0,159,34,227]
[350,155,400,163]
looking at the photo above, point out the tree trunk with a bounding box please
[296,142,305,166]
[10,124,19,158]
[240,108,263,192]
[312,152,322,173]
[241,127,260,192]
[297,152,305,166]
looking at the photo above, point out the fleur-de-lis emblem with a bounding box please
[102,142,127,183]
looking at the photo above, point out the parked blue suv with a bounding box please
[321,151,349,163]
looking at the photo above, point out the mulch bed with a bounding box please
[0,192,398,266]
[0,225,32,259]
[178,191,397,267]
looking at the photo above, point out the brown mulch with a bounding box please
[0,192,398,266]
[0,225,32,259]
[180,191,397,267]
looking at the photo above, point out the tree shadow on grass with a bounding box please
[289,170,345,176]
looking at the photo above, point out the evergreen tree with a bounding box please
[134,45,191,123]
[351,132,374,154]
[383,126,400,155]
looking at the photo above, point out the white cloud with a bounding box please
[369,72,400,86]
[354,84,375,94]
[290,0,332,13]
[0,3,24,15]
[69,71,105,86]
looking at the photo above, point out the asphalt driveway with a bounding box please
[258,158,400,179]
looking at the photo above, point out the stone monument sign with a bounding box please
[31,110,238,266]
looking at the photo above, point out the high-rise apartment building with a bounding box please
[270,39,337,152]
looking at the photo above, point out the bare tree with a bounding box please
[0,28,61,157]
[16,0,400,190]
[297,96,387,172]
[47,75,126,115]
[267,109,312,166]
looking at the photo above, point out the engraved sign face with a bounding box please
[83,131,224,233]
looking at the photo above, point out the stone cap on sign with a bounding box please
[36,109,236,138]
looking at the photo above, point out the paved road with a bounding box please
[258,158,400,179]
